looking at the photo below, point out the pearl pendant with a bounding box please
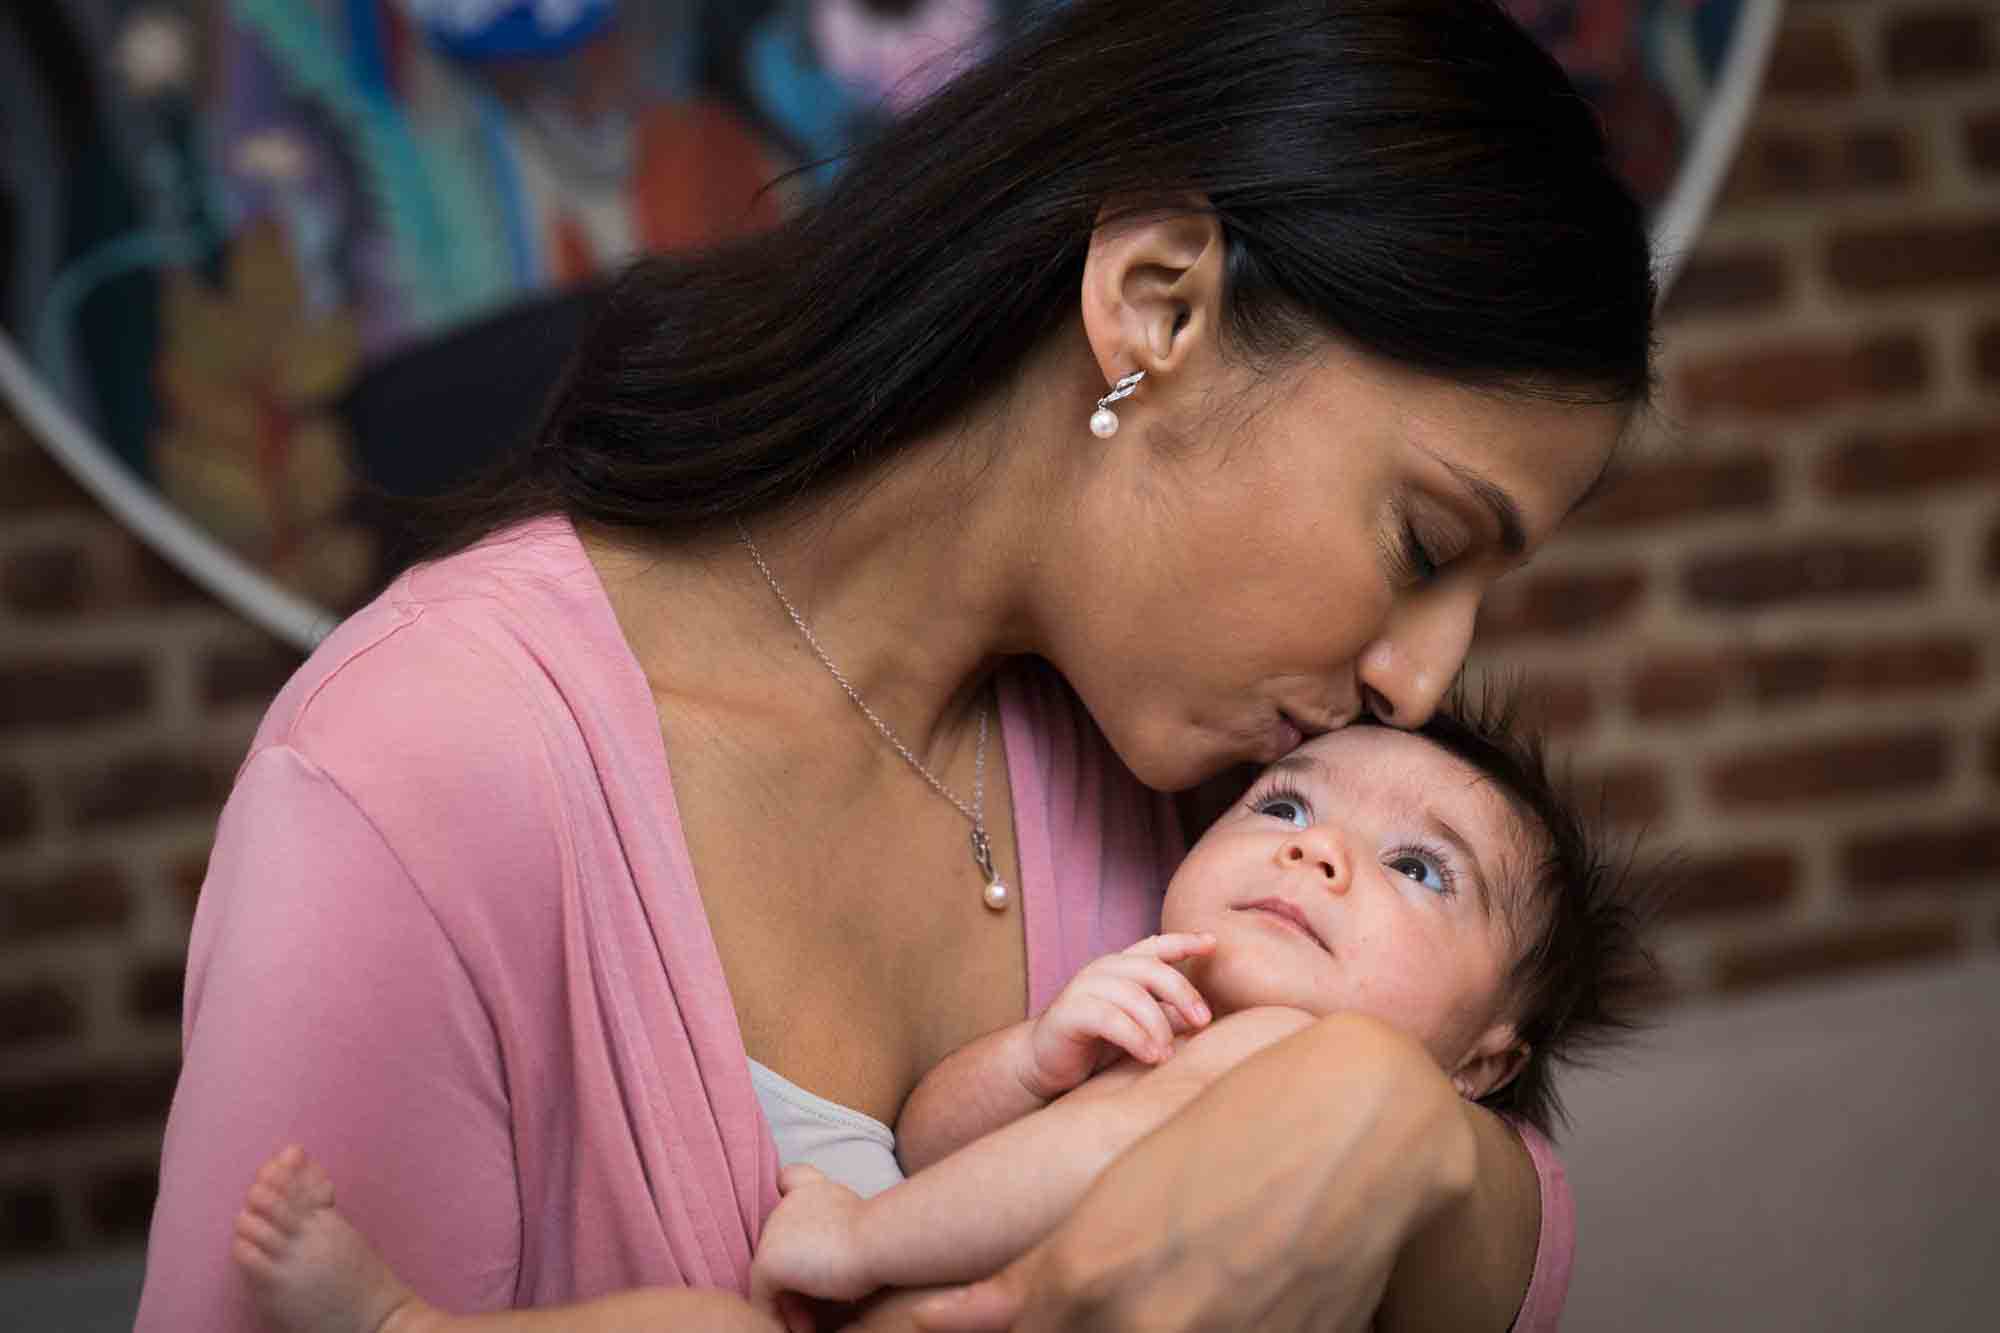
[982,877,1010,911]
[1088,407,1119,438]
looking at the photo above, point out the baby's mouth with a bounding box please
[1234,897,1330,953]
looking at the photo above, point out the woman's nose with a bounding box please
[1279,826,1350,894]
[1356,588,1479,728]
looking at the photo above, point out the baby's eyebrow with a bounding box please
[1265,752,1331,785]
[1426,809,1496,918]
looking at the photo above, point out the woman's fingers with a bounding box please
[911,1275,1022,1332]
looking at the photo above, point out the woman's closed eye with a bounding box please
[1386,844,1457,897]
[1389,497,1474,587]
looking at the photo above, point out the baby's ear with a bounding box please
[1449,1026,1528,1101]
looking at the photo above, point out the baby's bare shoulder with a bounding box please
[1175,1006,1318,1069]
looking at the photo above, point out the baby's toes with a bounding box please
[234,1204,289,1260]
[247,1178,283,1219]
[286,1154,337,1212]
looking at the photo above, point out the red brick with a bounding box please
[1586,762,1671,828]
[1629,652,1730,721]
[0,981,85,1048]
[1475,568,1646,640]
[1658,247,1790,321]
[0,768,33,846]
[0,533,210,618]
[0,656,152,733]
[84,1163,159,1243]
[1572,454,1775,530]
[1843,817,2000,892]
[1826,219,2000,295]
[0,863,128,941]
[1674,332,1927,418]
[1707,729,1947,806]
[0,1061,181,1143]
[1723,124,1915,205]
[1682,534,1929,609]
[1883,8,1995,86]
[1743,634,1980,704]
[201,639,303,708]
[1968,108,2000,176]
[171,846,212,920]
[1713,915,1961,994]
[1819,421,2000,496]
[0,443,101,515]
[127,957,186,1027]
[1976,321,2000,385]
[110,534,209,609]
[1,539,95,616]
[0,1182,63,1258]
[1663,848,1800,921]
[69,749,235,829]
[1763,21,1863,97]
[1510,675,1596,738]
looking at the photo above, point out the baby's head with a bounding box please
[1161,696,1653,1137]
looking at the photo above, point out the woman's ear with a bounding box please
[1078,202,1225,388]
[1449,1026,1529,1102]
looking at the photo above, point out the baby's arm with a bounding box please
[753,1007,1315,1311]
[896,933,1214,1173]
[234,1146,784,1333]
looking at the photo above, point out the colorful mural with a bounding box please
[2,0,1767,632]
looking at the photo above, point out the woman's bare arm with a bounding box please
[913,1013,1498,1333]
[1376,1104,1543,1332]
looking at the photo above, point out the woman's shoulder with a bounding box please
[247,518,628,838]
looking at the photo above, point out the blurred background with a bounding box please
[1,0,1995,1328]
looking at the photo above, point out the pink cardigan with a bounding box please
[137,517,1570,1329]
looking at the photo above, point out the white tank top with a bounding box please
[748,1060,907,1199]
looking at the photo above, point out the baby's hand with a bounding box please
[751,1165,874,1321]
[1020,933,1215,1099]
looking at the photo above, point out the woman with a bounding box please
[139,1,1653,1329]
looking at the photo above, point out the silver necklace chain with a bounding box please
[737,524,1008,907]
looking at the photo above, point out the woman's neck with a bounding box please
[580,326,1098,766]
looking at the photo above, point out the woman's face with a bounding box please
[1045,341,1624,792]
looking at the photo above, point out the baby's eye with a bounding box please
[1387,851,1451,895]
[1251,795,1312,829]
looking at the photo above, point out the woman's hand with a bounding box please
[1020,933,1215,1100]
[913,1014,1480,1333]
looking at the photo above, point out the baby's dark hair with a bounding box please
[1396,683,1661,1138]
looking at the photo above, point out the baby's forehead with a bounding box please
[1287,725,1493,800]
[1280,727,1543,912]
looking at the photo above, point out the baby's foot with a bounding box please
[233,1145,432,1333]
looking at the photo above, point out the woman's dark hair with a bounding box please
[425,0,1656,552]
[1404,684,1663,1138]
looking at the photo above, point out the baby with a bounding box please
[232,703,1650,1333]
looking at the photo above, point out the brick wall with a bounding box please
[2,0,1996,1268]
[1472,0,2000,996]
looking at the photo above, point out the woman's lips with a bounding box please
[1268,713,1304,759]
[1235,897,1329,952]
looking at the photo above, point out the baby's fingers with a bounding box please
[1076,992,1172,1064]
[1093,955,1213,1031]
[1120,931,1217,963]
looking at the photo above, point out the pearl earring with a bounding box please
[1088,370,1146,438]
